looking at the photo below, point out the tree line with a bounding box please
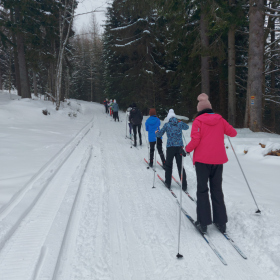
[1,0,279,133]
[103,0,280,133]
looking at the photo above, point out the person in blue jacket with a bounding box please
[156,109,189,191]
[145,108,165,167]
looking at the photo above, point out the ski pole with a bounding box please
[177,148,186,258]
[130,130,134,148]
[152,137,158,188]
[227,136,261,214]
[126,114,128,138]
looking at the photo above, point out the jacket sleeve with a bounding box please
[180,122,189,131]
[185,120,201,153]
[223,119,237,137]
[156,123,167,138]
[145,119,149,131]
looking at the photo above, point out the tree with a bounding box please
[245,0,265,131]
[55,0,77,110]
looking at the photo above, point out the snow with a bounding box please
[0,90,280,279]
[111,18,147,31]
[115,37,142,47]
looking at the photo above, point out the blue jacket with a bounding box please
[112,103,119,112]
[156,117,189,147]
[145,116,162,142]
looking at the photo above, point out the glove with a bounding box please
[186,152,190,156]
[180,147,187,157]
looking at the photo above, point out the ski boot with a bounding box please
[195,221,207,234]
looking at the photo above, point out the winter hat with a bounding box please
[197,93,212,112]
[149,108,156,116]
[132,103,137,107]
[114,99,116,103]
[165,109,176,122]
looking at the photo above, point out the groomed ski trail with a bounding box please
[55,104,269,280]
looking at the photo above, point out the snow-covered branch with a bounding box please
[111,18,147,31]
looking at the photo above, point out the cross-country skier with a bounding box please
[129,103,143,147]
[145,108,165,167]
[109,99,113,116]
[185,93,237,234]
[112,100,119,122]
[156,109,188,191]
[126,104,133,138]
[103,98,109,113]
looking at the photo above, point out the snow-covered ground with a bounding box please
[0,91,280,280]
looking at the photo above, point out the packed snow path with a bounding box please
[0,101,279,279]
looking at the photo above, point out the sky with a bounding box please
[74,0,111,34]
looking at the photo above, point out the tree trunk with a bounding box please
[245,0,264,131]
[270,4,276,131]
[55,0,75,110]
[15,7,31,99]
[33,70,38,97]
[228,25,236,126]
[200,9,210,97]
[219,60,226,118]
[10,9,21,96]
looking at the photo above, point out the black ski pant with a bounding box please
[113,111,119,121]
[132,124,142,143]
[149,138,165,164]
[165,146,187,191]
[105,105,108,113]
[195,162,227,226]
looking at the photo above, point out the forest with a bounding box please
[0,0,280,133]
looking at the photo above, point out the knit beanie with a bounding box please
[149,108,156,116]
[197,93,212,112]
[114,99,116,103]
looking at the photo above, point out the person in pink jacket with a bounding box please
[185,93,237,234]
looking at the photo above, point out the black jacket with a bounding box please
[129,107,143,125]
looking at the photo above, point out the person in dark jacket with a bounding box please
[112,100,119,122]
[103,98,109,113]
[129,103,143,146]
[145,108,165,167]
[185,93,237,234]
[156,109,189,191]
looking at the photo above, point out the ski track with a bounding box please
[0,103,279,279]
[0,118,94,280]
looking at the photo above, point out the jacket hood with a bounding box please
[196,113,222,126]
[169,117,178,125]
[147,115,158,125]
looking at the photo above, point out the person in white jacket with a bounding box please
[126,104,132,138]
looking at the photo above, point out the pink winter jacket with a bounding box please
[185,113,237,165]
